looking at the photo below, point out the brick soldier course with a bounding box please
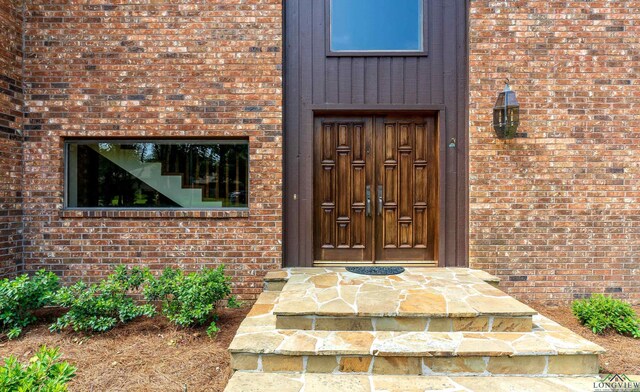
[0,0,638,305]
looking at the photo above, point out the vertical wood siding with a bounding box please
[284,0,468,267]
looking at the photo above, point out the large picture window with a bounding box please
[329,0,425,54]
[66,140,249,209]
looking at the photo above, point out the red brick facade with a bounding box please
[0,0,23,277]
[469,1,640,302]
[1,1,638,303]
[19,0,282,300]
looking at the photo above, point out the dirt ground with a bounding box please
[527,301,640,374]
[0,307,249,392]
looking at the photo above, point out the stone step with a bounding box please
[225,372,603,392]
[271,268,537,332]
[264,268,501,293]
[276,314,532,332]
[232,352,599,376]
[229,291,605,377]
[263,270,288,291]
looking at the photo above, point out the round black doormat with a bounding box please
[345,266,405,276]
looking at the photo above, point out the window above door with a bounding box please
[327,0,427,56]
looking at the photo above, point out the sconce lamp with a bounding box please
[493,80,520,139]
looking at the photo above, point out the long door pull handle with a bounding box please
[377,185,383,216]
[365,185,372,217]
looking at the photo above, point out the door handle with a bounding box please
[365,185,371,217]
[377,185,383,216]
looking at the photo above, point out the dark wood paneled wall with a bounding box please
[284,0,468,267]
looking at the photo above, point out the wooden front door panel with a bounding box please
[314,115,437,263]
[375,116,437,261]
[314,117,374,261]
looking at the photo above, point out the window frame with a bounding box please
[325,0,429,57]
[63,138,250,211]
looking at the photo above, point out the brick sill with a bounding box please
[60,209,250,219]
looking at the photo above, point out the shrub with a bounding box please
[144,265,239,336]
[50,266,155,333]
[0,270,60,339]
[572,294,640,338]
[0,346,76,391]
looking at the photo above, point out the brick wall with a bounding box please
[22,0,282,299]
[469,1,640,303]
[0,0,23,277]
[12,0,640,303]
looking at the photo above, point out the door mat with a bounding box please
[345,266,405,276]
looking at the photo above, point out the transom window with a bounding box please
[329,0,424,54]
[65,140,248,209]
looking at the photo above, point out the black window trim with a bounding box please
[63,138,250,211]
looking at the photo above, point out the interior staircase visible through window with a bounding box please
[89,145,223,208]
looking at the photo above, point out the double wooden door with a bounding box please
[314,115,438,263]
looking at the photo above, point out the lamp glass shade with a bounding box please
[493,85,520,139]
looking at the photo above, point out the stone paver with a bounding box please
[275,314,532,332]
[232,353,600,376]
[229,285,604,376]
[229,290,605,360]
[225,372,601,392]
[227,268,607,389]
[273,268,535,318]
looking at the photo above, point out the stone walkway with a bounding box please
[225,268,606,391]
[226,372,602,391]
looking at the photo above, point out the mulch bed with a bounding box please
[526,301,640,375]
[2,302,638,391]
[0,307,249,392]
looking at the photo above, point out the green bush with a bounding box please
[50,266,155,333]
[572,294,640,338]
[0,346,76,392]
[144,265,239,336]
[0,270,60,339]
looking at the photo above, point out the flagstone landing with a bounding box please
[226,372,604,392]
[270,268,535,332]
[225,268,606,391]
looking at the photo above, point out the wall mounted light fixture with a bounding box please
[493,79,520,139]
